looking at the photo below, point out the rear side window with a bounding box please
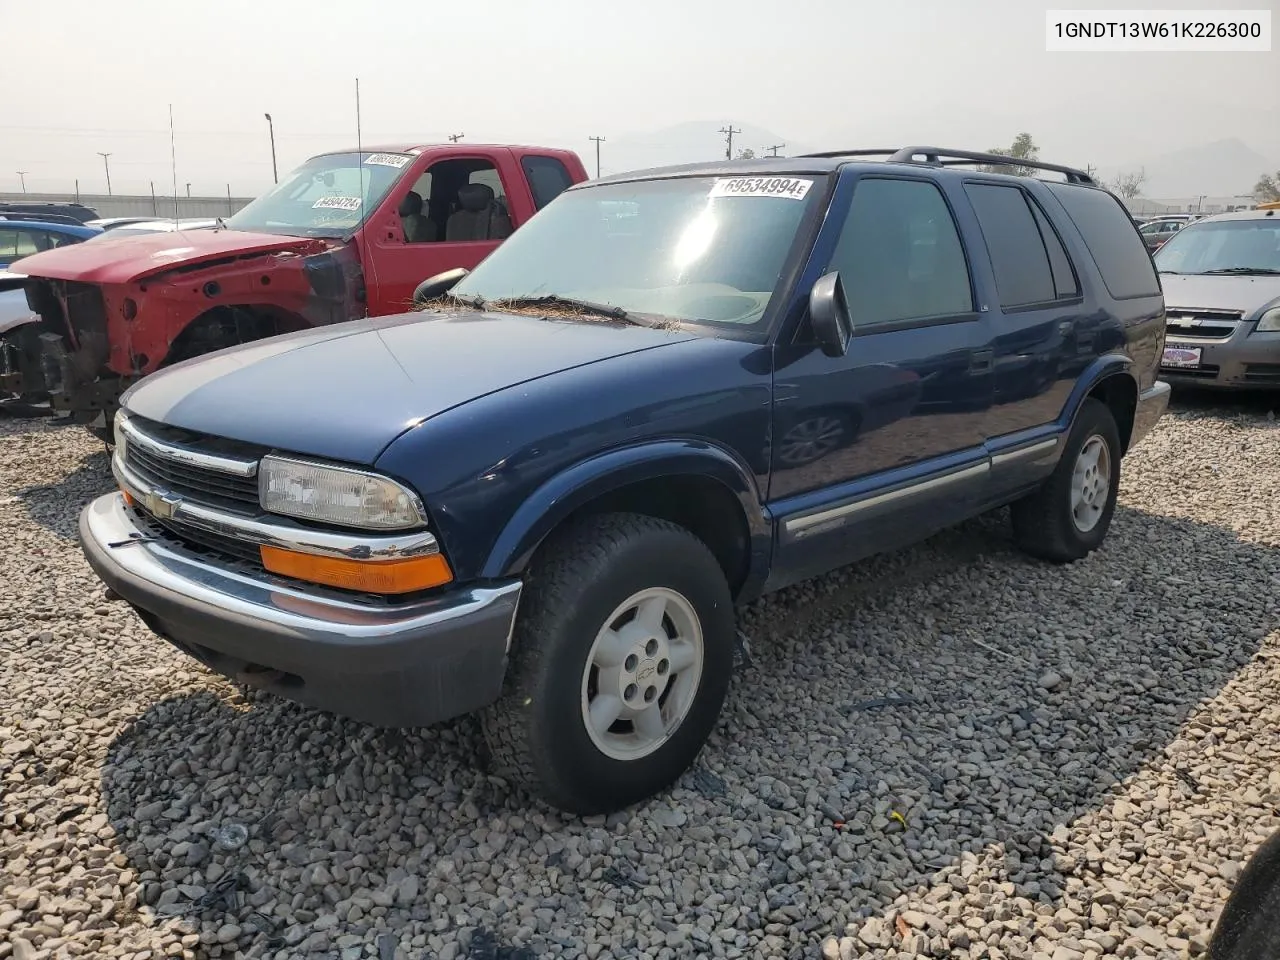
[964,183,1057,307]
[1046,183,1161,299]
[1029,201,1079,298]
[522,156,575,209]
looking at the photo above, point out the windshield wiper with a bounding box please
[488,294,641,324]
[1197,267,1280,276]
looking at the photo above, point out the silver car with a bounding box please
[1153,209,1280,389]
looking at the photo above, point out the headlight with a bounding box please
[1256,307,1280,333]
[113,410,129,463]
[258,456,427,530]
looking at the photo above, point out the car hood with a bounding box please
[1160,272,1280,315]
[122,309,700,464]
[9,228,332,285]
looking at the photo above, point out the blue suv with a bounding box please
[79,147,1169,814]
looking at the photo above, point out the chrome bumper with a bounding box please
[80,492,522,728]
[1130,380,1171,451]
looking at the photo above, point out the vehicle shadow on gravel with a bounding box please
[96,503,1279,959]
[11,446,113,541]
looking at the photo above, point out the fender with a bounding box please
[480,438,773,589]
[1057,351,1136,434]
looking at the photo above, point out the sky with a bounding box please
[1,0,1277,196]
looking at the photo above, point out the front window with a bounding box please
[226,151,414,237]
[1153,218,1280,275]
[450,175,825,331]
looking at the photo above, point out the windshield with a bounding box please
[225,151,413,237]
[450,174,824,330]
[1154,217,1280,274]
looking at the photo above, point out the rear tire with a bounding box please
[1011,398,1121,563]
[481,512,735,815]
[1208,828,1280,960]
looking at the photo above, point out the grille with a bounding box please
[123,416,264,514]
[1244,363,1280,384]
[130,505,262,566]
[1164,309,1242,341]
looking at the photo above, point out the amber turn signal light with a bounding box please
[120,488,135,507]
[260,546,453,595]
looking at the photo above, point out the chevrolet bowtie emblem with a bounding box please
[145,491,182,520]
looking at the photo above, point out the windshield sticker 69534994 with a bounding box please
[363,153,411,168]
[312,196,362,211]
[709,177,813,200]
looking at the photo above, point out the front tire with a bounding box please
[481,512,735,814]
[1011,397,1122,563]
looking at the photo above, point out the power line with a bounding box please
[588,136,606,178]
[719,125,741,160]
[766,143,785,157]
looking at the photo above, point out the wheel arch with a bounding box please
[1061,353,1140,454]
[480,439,772,601]
[162,303,310,366]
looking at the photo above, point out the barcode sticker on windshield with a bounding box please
[709,177,813,200]
[312,196,362,211]
[364,153,411,168]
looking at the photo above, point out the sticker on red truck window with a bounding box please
[312,196,362,211]
[709,177,813,200]
[363,153,411,168]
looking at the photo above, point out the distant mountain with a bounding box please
[599,121,816,177]
[1095,138,1275,198]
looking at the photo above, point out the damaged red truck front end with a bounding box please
[1,143,588,438]
[6,230,361,432]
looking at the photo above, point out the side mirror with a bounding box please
[809,271,853,358]
[412,267,470,305]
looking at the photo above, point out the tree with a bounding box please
[978,133,1039,176]
[1109,168,1146,200]
[1256,171,1280,202]
[736,148,756,160]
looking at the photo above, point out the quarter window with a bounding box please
[1046,183,1161,300]
[827,178,973,327]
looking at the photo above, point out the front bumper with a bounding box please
[1160,332,1280,389]
[80,492,522,728]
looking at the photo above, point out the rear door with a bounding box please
[365,148,529,314]
[768,172,996,587]
[959,179,1089,439]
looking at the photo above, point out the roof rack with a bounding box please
[795,145,1096,185]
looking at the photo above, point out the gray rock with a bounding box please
[1038,671,1063,691]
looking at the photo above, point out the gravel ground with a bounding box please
[1,394,1279,960]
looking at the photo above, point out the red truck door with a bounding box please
[363,146,563,315]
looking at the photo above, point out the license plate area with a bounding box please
[1162,345,1202,369]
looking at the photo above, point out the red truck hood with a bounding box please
[12,229,331,285]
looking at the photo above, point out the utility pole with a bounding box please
[766,143,785,158]
[264,114,278,184]
[186,183,191,197]
[448,133,464,142]
[588,136,605,178]
[719,125,741,160]
[16,171,28,193]
[97,152,113,195]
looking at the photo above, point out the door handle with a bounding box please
[970,349,994,373]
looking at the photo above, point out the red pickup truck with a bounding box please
[1,142,589,438]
